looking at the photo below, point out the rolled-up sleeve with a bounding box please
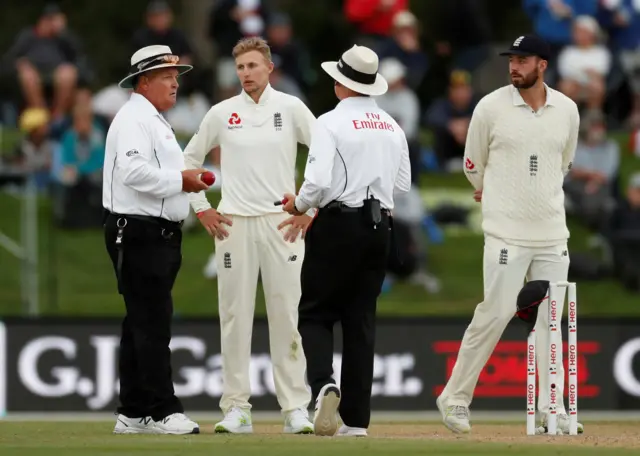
[118,120,182,198]
[183,108,221,212]
[463,101,491,190]
[295,119,336,213]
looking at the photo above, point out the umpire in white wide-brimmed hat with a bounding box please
[118,44,193,88]
[103,45,211,436]
[319,45,389,96]
[280,44,412,437]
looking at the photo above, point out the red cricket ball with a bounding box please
[201,171,215,186]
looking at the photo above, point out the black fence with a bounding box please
[1,317,639,414]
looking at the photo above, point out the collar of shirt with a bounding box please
[129,92,161,117]
[240,83,274,106]
[511,83,555,110]
[128,92,176,131]
[336,96,378,109]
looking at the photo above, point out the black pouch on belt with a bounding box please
[363,196,382,228]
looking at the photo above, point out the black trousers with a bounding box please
[104,213,184,421]
[298,207,390,429]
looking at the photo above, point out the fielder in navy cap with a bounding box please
[499,34,552,89]
[499,34,552,61]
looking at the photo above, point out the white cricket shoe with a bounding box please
[154,413,200,435]
[283,407,314,434]
[337,425,367,437]
[540,413,584,435]
[214,407,253,434]
[113,414,156,434]
[313,383,341,437]
[436,395,471,434]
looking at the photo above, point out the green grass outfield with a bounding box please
[1,421,640,456]
[1,131,640,316]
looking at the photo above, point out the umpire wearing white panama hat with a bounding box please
[320,45,389,96]
[118,44,193,88]
[281,44,412,437]
[104,45,208,435]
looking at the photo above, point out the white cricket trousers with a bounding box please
[215,212,310,414]
[439,235,570,416]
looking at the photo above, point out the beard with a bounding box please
[511,71,538,89]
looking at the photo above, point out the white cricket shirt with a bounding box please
[102,93,189,222]
[183,84,316,216]
[463,84,580,245]
[294,96,411,213]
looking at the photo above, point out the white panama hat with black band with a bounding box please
[321,45,388,96]
[118,45,193,89]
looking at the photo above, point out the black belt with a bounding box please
[323,201,360,213]
[107,212,183,228]
[322,201,391,215]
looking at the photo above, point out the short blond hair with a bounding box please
[232,37,271,61]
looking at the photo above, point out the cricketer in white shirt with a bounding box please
[436,43,583,435]
[182,41,315,434]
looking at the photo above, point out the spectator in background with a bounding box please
[132,1,204,98]
[133,2,193,65]
[523,0,599,84]
[606,172,640,291]
[266,12,315,93]
[523,0,600,56]
[376,10,428,90]
[49,90,109,141]
[209,0,271,99]
[58,103,105,187]
[46,4,94,93]
[557,15,611,113]
[344,0,408,49]
[433,0,492,73]
[1,4,85,120]
[269,54,306,102]
[11,107,55,190]
[53,99,106,229]
[564,110,619,230]
[386,185,441,294]
[424,70,477,172]
[376,58,420,184]
[599,0,640,126]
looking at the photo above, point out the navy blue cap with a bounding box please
[499,34,551,61]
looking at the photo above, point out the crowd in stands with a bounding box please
[2,0,640,293]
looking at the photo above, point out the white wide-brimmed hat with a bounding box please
[118,45,193,89]
[321,45,388,96]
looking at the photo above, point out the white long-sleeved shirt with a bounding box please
[183,84,316,216]
[294,96,412,213]
[463,84,580,245]
[102,93,189,222]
